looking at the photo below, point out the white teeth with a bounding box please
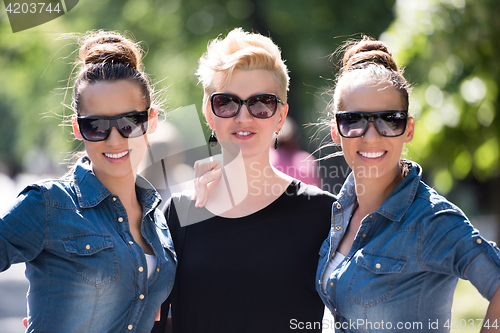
[358,151,385,158]
[235,132,252,136]
[105,150,130,159]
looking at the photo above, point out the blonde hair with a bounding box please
[196,28,289,110]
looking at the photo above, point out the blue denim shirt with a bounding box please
[0,158,176,333]
[316,161,500,332]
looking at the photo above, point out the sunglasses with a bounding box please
[211,93,283,119]
[336,110,408,138]
[77,110,149,142]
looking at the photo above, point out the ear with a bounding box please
[330,119,341,144]
[404,116,415,143]
[205,101,215,130]
[147,107,158,134]
[275,103,289,132]
[72,114,84,141]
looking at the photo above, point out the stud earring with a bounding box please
[208,130,218,148]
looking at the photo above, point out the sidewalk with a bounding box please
[0,263,29,333]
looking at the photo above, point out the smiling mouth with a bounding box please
[104,150,131,159]
[234,131,254,136]
[358,151,386,158]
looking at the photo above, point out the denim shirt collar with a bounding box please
[73,157,162,214]
[334,160,422,223]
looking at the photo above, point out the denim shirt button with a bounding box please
[138,266,144,272]
[112,197,117,201]
[139,294,145,299]
[127,324,133,330]
[330,282,334,286]
[118,217,124,223]
[335,226,341,231]
[336,203,341,209]
[362,233,367,237]
[85,244,90,250]
[477,238,482,244]
[128,241,134,245]
[318,280,322,285]
[157,268,160,272]
[375,263,381,269]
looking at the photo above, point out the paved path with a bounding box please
[0,263,29,333]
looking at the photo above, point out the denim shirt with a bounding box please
[316,161,500,332]
[0,158,176,333]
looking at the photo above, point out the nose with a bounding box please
[362,121,380,141]
[106,126,125,144]
[235,104,253,122]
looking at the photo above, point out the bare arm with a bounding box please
[481,285,500,332]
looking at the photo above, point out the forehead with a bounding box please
[79,80,146,117]
[219,69,278,98]
[341,81,404,112]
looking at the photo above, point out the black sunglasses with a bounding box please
[211,93,283,119]
[77,110,149,142]
[336,110,408,138]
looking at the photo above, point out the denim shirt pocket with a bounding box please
[63,234,119,286]
[347,251,407,307]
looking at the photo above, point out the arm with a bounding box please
[482,286,500,332]
[0,185,46,271]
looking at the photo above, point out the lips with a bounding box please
[104,150,131,159]
[358,151,386,158]
[234,131,253,136]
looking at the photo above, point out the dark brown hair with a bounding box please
[73,31,152,115]
[332,36,411,112]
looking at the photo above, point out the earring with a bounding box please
[274,129,283,150]
[208,130,218,148]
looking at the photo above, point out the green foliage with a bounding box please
[0,0,395,175]
[383,0,500,193]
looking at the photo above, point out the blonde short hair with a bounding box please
[196,28,289,110]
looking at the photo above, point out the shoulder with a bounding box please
[414,180,465,217]
[21,178,76,200]
[280,179,336,212]
[402,180,467,230]
[288,179,336,199]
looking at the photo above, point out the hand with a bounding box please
[155,306,161,321]
[193,154,222,207]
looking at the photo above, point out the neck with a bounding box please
[221,148,282,186]
[353,165,403,216]
[95,171,139,208]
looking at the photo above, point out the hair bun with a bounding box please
[342,37,398,72]
[79,31,142,71]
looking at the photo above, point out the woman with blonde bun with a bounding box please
[0,31,176,333]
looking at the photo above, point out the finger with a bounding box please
[195,168,223,207]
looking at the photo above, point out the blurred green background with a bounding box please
[1,0,499,218]
[0,0,499,329]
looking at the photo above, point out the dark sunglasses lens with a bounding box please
[79,118,110,141]
[376,112,407,136]
[248,95,277,118]
[212,95,239,118]
[117,114,149,138]
[337,113,367,137]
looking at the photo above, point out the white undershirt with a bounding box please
[321,252,345,294]
[145,254,157,279]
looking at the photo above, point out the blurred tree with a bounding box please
[381,0,500,219]
[0,0,395,181]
